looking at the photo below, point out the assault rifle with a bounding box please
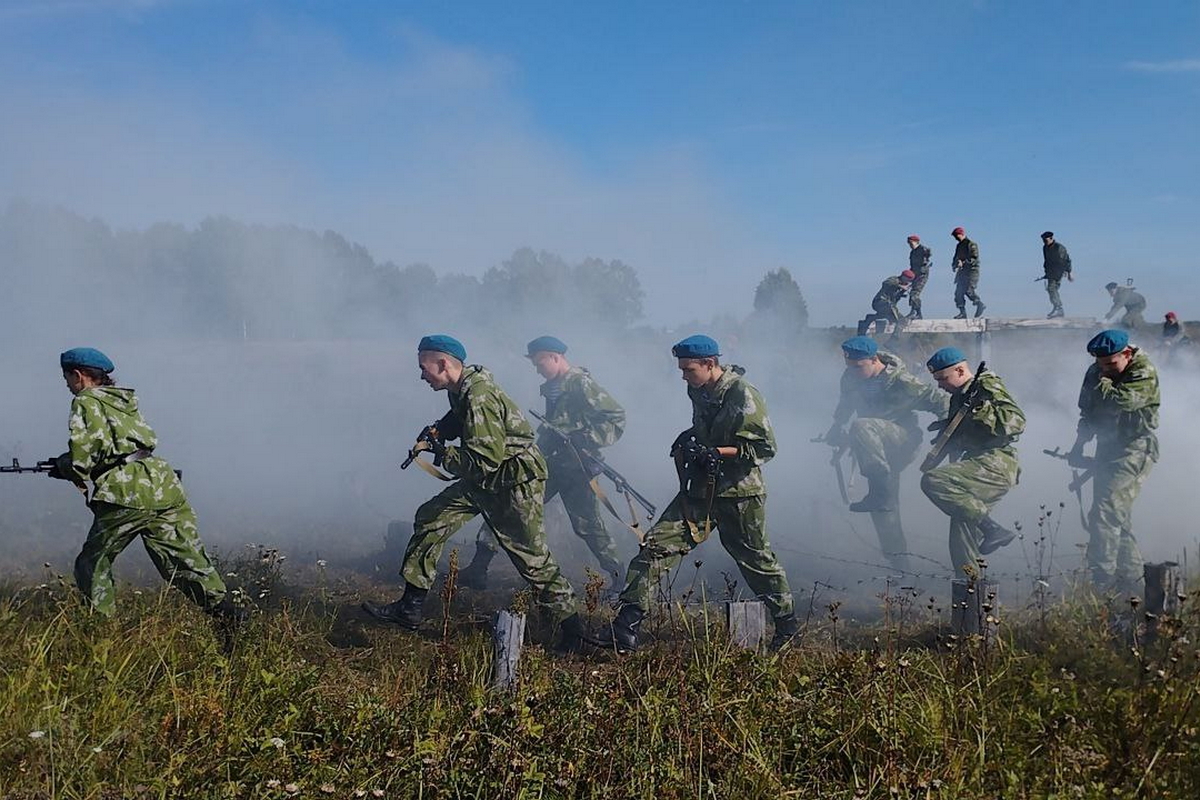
[529,409,656,520]
[0,457,57,474]
[1043,447,1095,528]
[401,413,461,471]
[920,361,987,473]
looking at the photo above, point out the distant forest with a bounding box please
[0,202,809,342]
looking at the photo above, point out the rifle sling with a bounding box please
[588,477,646,545]
[413,456,455,482]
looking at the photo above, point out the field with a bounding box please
[3,549,1200,800]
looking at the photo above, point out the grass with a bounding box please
[2,556,1200,799]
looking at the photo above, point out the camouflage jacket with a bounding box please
[441,365,547,490]
[1107,287,1146,318]
[833,352,948,434]
[1078,349,1159,457]
[536,367,625,464]
[1042,241,1072,279]
[873,276,909,311]
[55,387,186,510]
[679,365,775,498]
[953,238,980,272]
[908,244,932,275]
[944,370,1025,462]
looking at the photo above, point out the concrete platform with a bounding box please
[902,317,1098,333]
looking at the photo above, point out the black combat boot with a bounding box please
[361,586,427,629]
[953,306,967,320]
[554,612,593,654]
[597,604,644,653]
[849,473,896,513]
[973,301,987,318]
[206,596,248,653]
[1047,307,1064,319]
[977,516,1015,554]
[457,545,495,590]
[769,614,799,651]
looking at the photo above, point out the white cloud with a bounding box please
[1124,59,1200,73]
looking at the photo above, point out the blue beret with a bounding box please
[1087,329,1129,357]
[60,347,114,373]
[926,346,967,373]
[418,334,466,362]
[672,334,720,359]
[841,336,879,360]
[526,335,568,357]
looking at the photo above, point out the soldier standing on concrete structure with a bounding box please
[950,227,985,319]
[1041,231,1073,318]
[1104,282,1147,330]
[905,235,932,319]
[857,270,915,336]
[1068,329,1159,593]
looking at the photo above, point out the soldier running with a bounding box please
[599,335,797,652]
[362,335,587,649]
[1105,282,1147,330]
[50,348,234,620]
[857,270,915,336]
[1041,231,1073,318]
[824,336,947,572]
[950,227,985,319]
[920,347,1024,575]
[906,235,932,319]
[458,335,627,588]
[1067,330,1159,593]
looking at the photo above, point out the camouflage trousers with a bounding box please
[1087,440,1156,587]
[1119,307,1146,330]
[849,418,921,568]
[907,271,929,316]
[404,478,579,620]
[921,449,1018,576]
[1045,278,1063,311]
[954,268,982,310]
[618,494,794,621]
[473,460,623,575]
[75,501,227,616]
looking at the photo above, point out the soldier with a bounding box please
[1067,330,1159,592]
[950,227,985,319]
[50,348,233,620]
[905,235,932,319]
[599,335,797,652]
[920,347,1024,575]
[824,337,948,572]
[856,270,915,336]
[458,335,626,588]
[362,336,586,648]
[1104,282,1146,330]
[1041,231,1073,318]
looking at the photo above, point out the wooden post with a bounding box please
[951,578,998,638]
[491,610,525,691]
[726,600,766,651]
[1144,561,1182,641]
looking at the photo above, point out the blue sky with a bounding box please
[1,0,1197,324]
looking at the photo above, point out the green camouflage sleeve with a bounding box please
[969,374,1025,438]
[574,371,625,449]
[966,240,980,268]
[896,370,950,416]
[57,394,111,480]
[733,383,777,466]
[441,389,508,483]
[1096,361,1158,412]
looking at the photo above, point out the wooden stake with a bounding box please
[726,600,766,651]
[492,610,525,691]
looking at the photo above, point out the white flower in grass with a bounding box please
[269,737,285,749]
[28,730,46,739]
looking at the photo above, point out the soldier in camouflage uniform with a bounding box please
[920,348,1025,575]
[950,227,985,319]
[1068,329,1159,591]
[1041,231,1073,318]
[600,335,796,652]
[50,348,230,618]
[825,337,948,572]
[362,335,585,647]
[459,335,627,588]
[906,235,932,319]
[857,270,915,336]
[1105,282,1147,330]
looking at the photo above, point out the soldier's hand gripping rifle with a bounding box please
[528,409,656,520]
[1043,446,1095,528]
[401,413,461,479]
[811,433,850,505]
[920,362,988,473]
